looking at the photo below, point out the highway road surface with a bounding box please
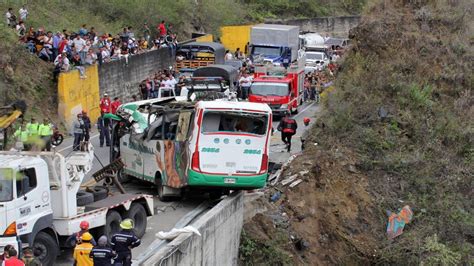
[55,101,319,264]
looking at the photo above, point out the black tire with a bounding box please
[33,232,59,266]
[51,134,64,146]
[77,190,94,206]
[104,210,122,241]
[126,203,147,238]
[156,177,171,202]
[209,190,223,200]
[91,186,108,201]
[117,168,131,183]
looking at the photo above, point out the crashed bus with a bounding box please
[108,98,272,200]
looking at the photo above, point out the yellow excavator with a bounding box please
[0,100,27,150]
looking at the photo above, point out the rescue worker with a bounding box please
[110,97,121,114]
[277,112,297,152]
[38,118,53,151]
[13,121,29,151]
[301,117,310,151]
[97,111,110,147]
[111,219,141,266]
[73,232,94,266]
[100,93,112,113]
[90,235,116,266]
[22,247,41,266]
[66,221,97,248]
[72,113,85,151]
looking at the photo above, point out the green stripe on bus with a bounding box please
[187,169,267,188]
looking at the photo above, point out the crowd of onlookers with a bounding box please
[5,5,178,80]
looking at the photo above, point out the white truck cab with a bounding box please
[0,146,153,265]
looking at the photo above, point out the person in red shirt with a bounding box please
[111,97,121,114]
[100,93,112,113]
[158,20,166,37]
[4,249,24,266]
[58,36,68,54]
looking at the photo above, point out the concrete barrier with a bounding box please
[141,192,243,266]
[57,65,100,129]
[98,47,174,101]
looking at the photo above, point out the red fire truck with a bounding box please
[249,59,305,116]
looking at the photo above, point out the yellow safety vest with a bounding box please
[14,127,29,142]
[39,124,53,136]
[73,242,94,266]
[27,122,40,136]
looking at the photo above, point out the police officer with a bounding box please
[277,112,298,152]
[97,111,110,147]
[301,117,310,151]
[111,219,141,266]
[90,235,116,266]
[38,118,53,151]
[13,120,29,151]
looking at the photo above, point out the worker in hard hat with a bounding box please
[301,117,311,151]
[66,220,97,248]
[73,232,94,266]
[111,219,141,266]
[90,235,116,266]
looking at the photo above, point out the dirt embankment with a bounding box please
[240,0,473,265]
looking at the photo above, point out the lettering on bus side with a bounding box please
[243,149,262,155]
[201,147,220,153]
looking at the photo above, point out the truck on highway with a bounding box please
[249,58,305,116]
[0,145,154,265]
[109,98,273,200]
[249,24,301,66]
[175,42,225,71]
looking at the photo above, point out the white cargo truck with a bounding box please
[0,145,153,265]
[250,24,301,66]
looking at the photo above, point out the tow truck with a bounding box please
[249,58,305,116]
[0,144,154,265]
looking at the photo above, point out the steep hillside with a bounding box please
[241,0,473,265]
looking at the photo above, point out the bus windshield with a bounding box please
[201,111,268,135]
[250,82,289,96]
[0,168,13,202]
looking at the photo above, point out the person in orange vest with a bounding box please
[277,112,298,152]
[73,232,94,266]
[100,93,111,113]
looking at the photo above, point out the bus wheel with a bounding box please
[156,178,171,202]
[117,169,131,183]
[209,190,223,200]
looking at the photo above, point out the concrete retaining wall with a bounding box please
[265,16,361,37]
[98,48,174,101]
[142,192,244,266]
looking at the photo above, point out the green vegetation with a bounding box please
[239,229,292,265]
[312,0,473,264]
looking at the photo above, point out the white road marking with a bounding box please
[58,133,100,152]
[293,102,316,118]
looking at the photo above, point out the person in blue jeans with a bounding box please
[72,113,84,151]
[97,112,111,147]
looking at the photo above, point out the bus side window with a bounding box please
[176,112,192,142]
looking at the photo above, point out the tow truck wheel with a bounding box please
[33,232,59,266]
[126,203,147,238]
[105,210,122,241]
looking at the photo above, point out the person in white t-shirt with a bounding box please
[19,5,28,21]
[72,35,87,64]
[238,72,253,100]
[225,50,233,61]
